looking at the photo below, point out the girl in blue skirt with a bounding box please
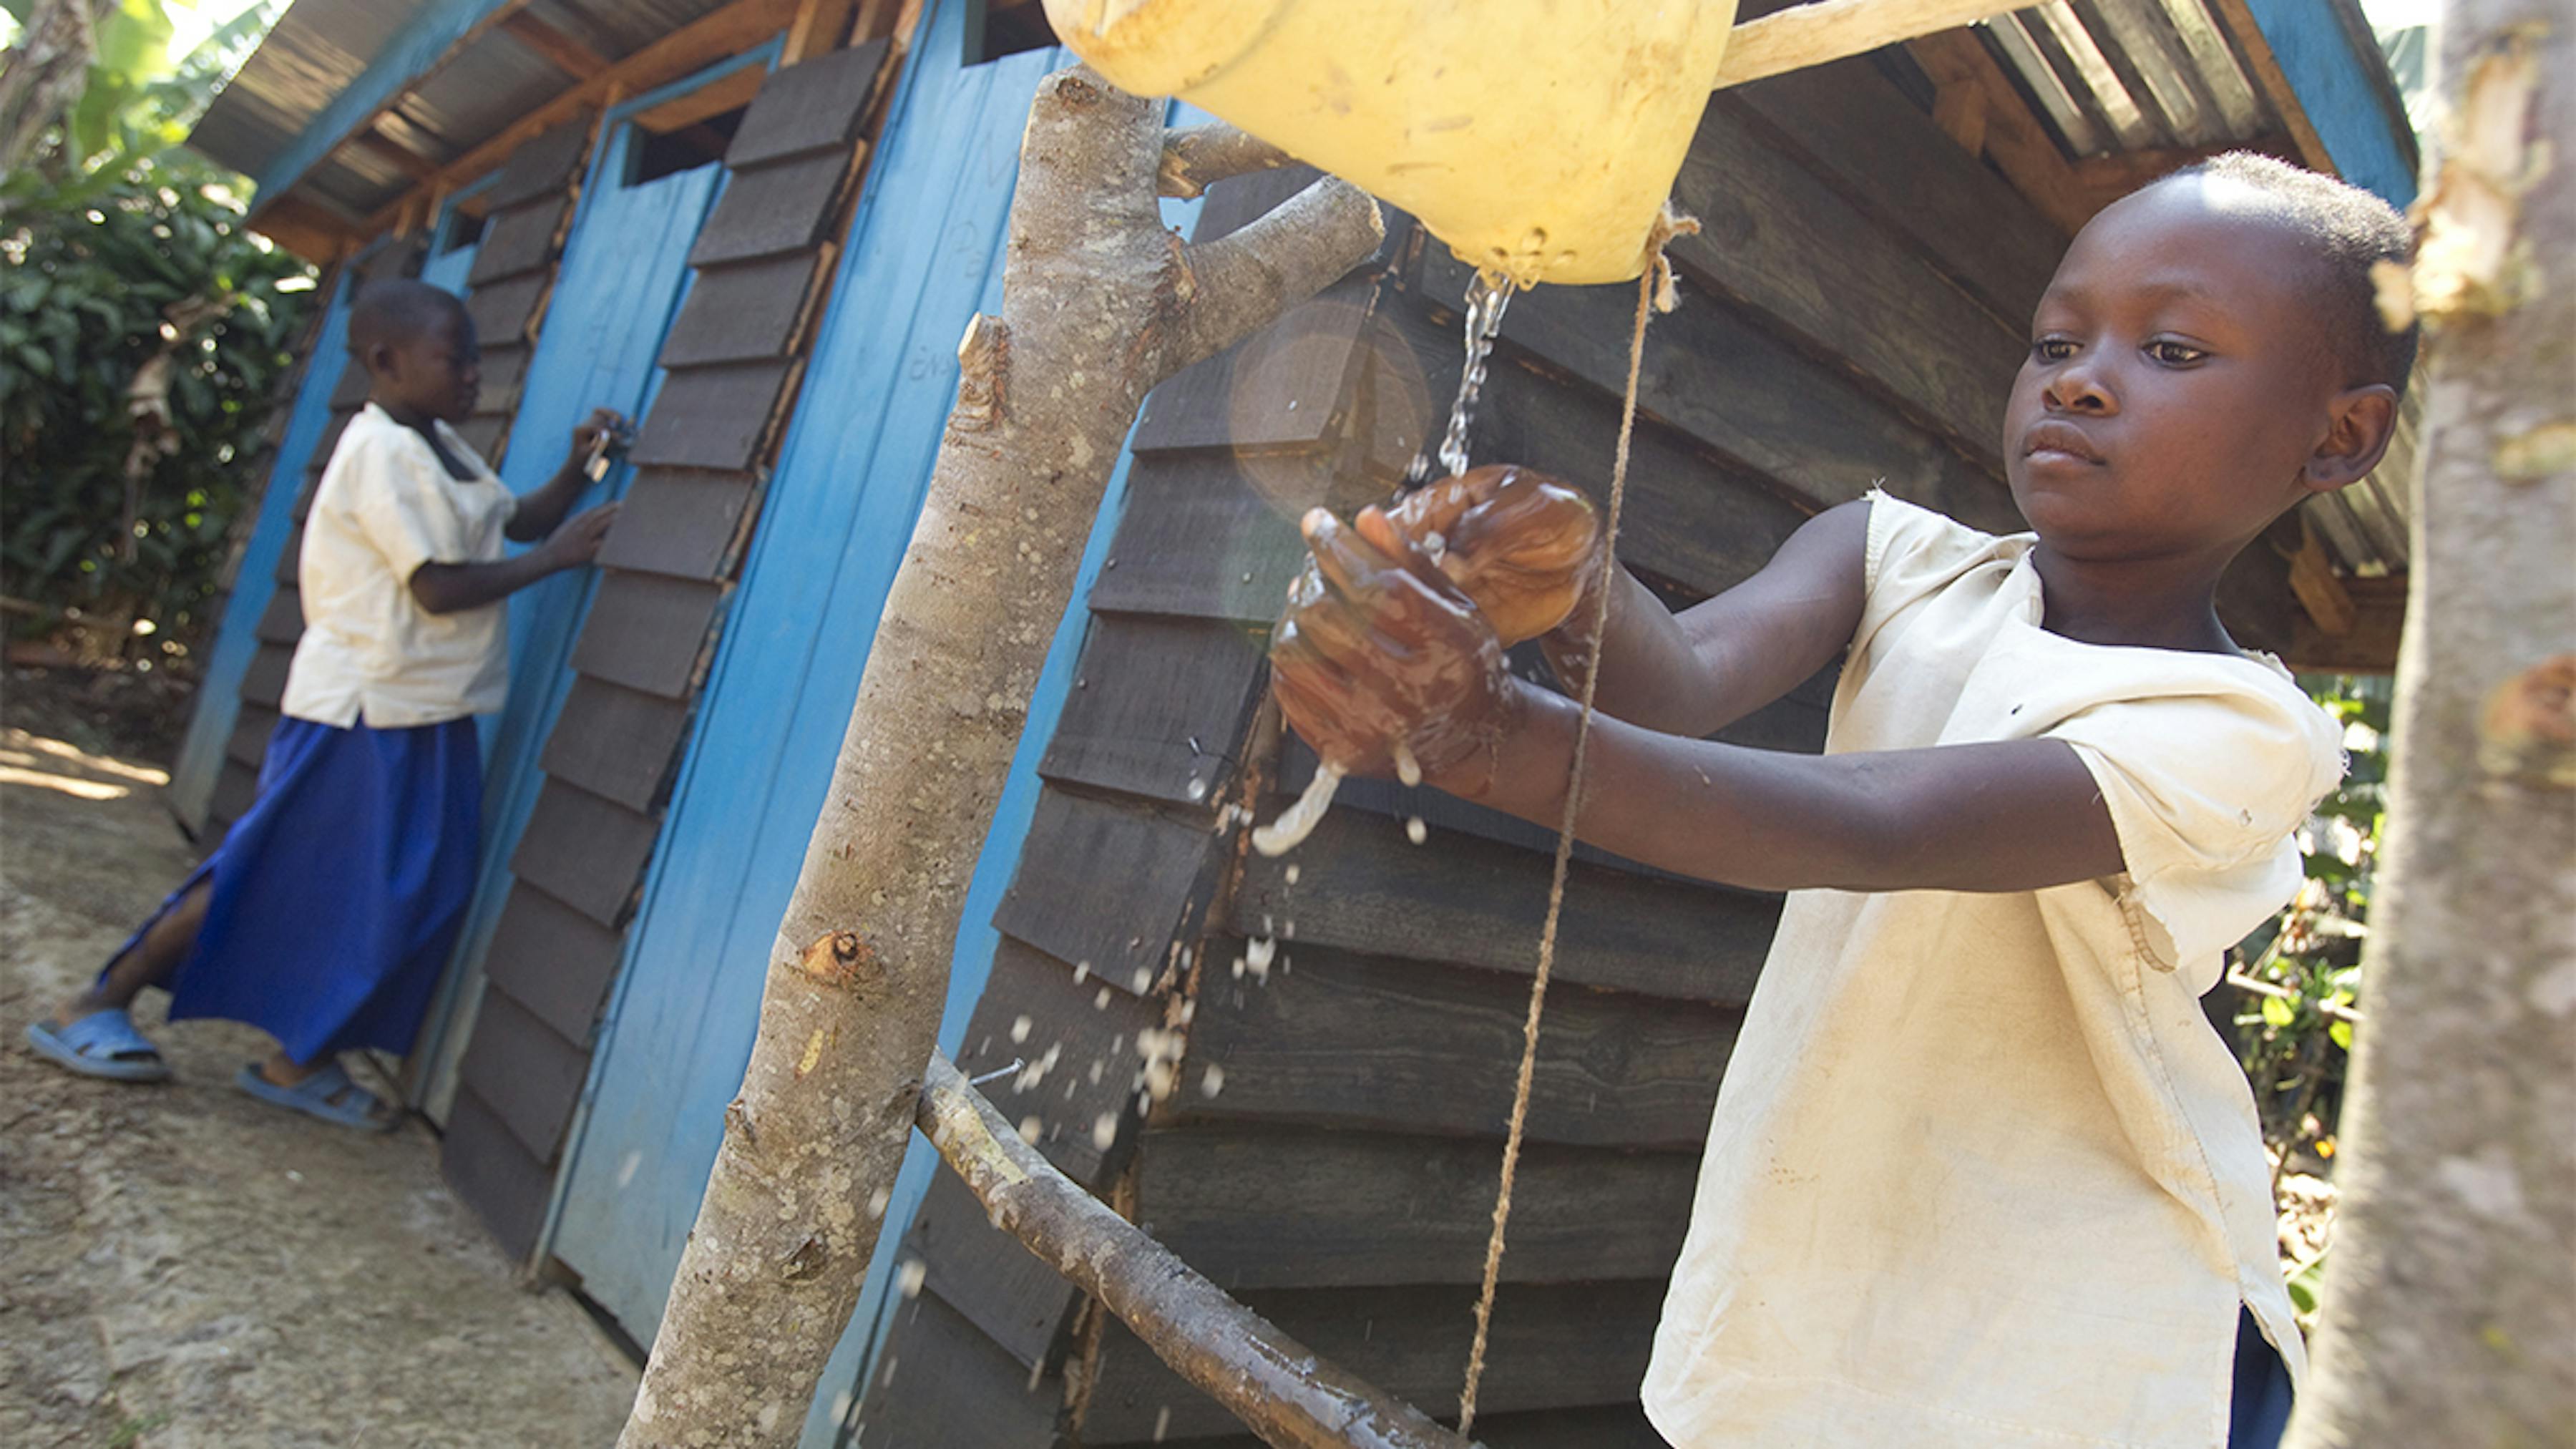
[29,279,624,1131]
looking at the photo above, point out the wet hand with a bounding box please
[543,502,620,570]
[1270,507,1519,791]
[1359,464,1604,646]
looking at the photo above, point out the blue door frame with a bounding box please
[413,45,775,1119]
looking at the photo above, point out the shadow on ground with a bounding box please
[1,726,638,1448]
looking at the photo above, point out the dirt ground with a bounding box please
[0,713,639,1448]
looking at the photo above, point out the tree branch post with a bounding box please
[916,1055,1478,1449]
[2283,4,2575,1444]
[618,68,1380,1448]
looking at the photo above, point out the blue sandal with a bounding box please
[26,1009,172,1082]
[234,1060,399,1133]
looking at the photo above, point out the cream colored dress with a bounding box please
[1641,494,2343,1448]
[283,403,517,729]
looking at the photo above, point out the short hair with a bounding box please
[346,278,470,363]
[2160,151,2419,397]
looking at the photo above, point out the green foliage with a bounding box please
[2227,675,2390,1163]
[1,0,312,658]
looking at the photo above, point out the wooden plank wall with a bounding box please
[859,48,2197,1445]
[436,41,894,1263]
[206,120,597,839]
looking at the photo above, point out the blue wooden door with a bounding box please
[413,92,731,1120]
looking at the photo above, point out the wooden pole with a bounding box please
[917,1055,1480,1449]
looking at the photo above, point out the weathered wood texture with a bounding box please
[439,47,894,1260]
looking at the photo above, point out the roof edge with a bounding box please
[238,0,525,213]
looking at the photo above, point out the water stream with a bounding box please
[1407,270,1516,487]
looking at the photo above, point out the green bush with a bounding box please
[1,0,311,662]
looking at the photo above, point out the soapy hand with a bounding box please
[1270,507,1519,790]
[1360,465,1604,647]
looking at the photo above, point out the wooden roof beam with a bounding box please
[1717,0,2033,89]
[502,10,611,79]
[361,0,804,235]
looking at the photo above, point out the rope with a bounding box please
[1458,203,1696,1435]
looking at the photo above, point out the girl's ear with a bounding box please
[2303,384,2399,494]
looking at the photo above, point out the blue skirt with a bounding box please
[122,715,482,1064]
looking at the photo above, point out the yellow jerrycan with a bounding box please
[1040,0,1738,288]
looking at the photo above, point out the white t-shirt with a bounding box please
[280,403,517,729]
[1641,494,2344,1449]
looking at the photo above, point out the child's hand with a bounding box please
[569,409,629,467]
[541,502,620,570]
[1270,507,1519,790]
[1362,465,1604,646]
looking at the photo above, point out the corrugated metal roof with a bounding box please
[190,0,737,221]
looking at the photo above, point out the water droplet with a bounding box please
[897,1258,927,1298]
[1406,816,1427,845]
[1010,1015,1032,1044]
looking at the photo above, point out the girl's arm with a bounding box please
[411,503,618,614]
[1541,499,1868,738]
[1455,686,2124,894]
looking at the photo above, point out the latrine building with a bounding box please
[174,1,2417,1443]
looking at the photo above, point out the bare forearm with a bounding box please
[505,460,590,542]
[409,550,566,614]
[1450,681,2124,894]
[1539,567,1731,733]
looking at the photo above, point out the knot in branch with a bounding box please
[797,931,881,990]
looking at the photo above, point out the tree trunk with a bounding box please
[618,69,1380,1449]
[2283,5,2575,1445]
[0,0,102,177]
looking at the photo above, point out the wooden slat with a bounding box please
[330,361,374,409]
[1038,614,1270,806]
[852,1288,1061,1449]
[626,358,799,472]
[1731,56,2064,325]
[1228,806,1778,1006]
[1410,252,2020,534]
[907,1166,1077,1372]
[208,757,260,829]
[484,117,595,211]
[238,641,294,708]
[1133,1126,1692,1290]
[465,194,570,285]
[1177,942,1735,1149]
[1080,449,1333,624]
[472,343,532,416]
[451,414,509,464]
[992,790,1221,998]
[252,586,303,644]
[454,987,590,1161]
[594,469,760,580]
[656,252,826,369]
[439,1086,556,1263]
[1130,275,1375,454]
[464,273,550,350]
[1372,303,1813,603]
[955,937,1166,1186]
[273,523,303,585]
[225,704,280,771]
[1083,1279,1662,1443]
[540,674,693,813]
[567,570,724,700]
[723,36,893,169]
[686,150,856,268]
[481,882,628,1046]
[508,777,659,927]
[1672,102,2020,464]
